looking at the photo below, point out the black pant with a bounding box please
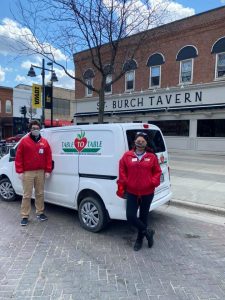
[126,192,154,233]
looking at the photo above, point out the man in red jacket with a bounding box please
[15,120,52,226]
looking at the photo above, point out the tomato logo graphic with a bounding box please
[74,132,87,152]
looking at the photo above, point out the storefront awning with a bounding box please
[44,119,72,127]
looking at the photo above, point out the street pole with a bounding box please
[41,58,45,128]
[50,63,53,127]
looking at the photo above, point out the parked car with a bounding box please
[5,134,25,144]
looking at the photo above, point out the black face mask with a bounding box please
[135,142,146,149]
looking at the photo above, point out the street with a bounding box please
[0,198,225,300]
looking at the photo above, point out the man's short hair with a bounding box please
[28,120,41,130]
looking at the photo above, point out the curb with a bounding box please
[169,199,225,216]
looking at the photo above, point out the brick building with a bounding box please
[74,6,225,154]
[0,86,13,139]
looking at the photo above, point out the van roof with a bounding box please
[41,123,161,132]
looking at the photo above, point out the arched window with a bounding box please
[5,100,12,113]
[147,53,165,88]
[123,59,137,92]
[212,37,225,79]
[83,69,95,97]
[176,45,198,84]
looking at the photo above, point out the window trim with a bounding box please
[179,58,193,85]
[85,78,93,97]
[125,70,135,92]
[214,52,225,80]
[149,65,161,88]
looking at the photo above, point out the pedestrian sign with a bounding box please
[32,84,42,108]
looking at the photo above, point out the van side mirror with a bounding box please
[9,148,16,162]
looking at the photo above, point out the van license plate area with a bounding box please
[160,173,164,183]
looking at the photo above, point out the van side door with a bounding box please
[44,129,81,207]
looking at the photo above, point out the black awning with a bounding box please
[147,53,165,67]
[176,46,198,61]
[212,37,225,54]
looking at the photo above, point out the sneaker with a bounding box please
[20,218,28,226]
[37,213,48,221]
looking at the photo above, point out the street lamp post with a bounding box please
[27,58,58,127]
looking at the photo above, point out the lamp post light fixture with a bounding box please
[27,58,58,127]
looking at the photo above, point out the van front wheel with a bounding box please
[0,178,16,201]
[78,197,107,232]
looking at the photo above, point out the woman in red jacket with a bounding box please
[117,132,162,251]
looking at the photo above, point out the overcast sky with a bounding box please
[0,0,224,90]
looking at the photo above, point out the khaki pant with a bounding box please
[21,170,45,218]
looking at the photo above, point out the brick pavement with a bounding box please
[0,200,225,300]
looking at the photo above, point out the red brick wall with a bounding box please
[75,6,225,100]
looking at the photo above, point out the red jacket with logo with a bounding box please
[118,150,162,196]
[15,134,52,174]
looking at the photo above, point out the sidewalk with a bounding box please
[169,151,225,215]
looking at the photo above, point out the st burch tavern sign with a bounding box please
[76,82,225,115]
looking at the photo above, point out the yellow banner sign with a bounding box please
[32,84,42,108]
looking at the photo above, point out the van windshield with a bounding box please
[126,129,166,153]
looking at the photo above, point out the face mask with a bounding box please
[31,130,40,137]
[135,142,146,149]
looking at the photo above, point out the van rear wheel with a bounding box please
[0,178,16,201]
[78,196,107,232]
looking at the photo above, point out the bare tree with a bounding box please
[14,0,170,123]
[26,96,37,120]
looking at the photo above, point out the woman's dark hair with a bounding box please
[28,120,41,130]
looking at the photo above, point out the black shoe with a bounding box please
[37,214,48,221]
[133,232,143,251]
[144,229,155,248]
[20,218,28,226]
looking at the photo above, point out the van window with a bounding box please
[126,129,166,153]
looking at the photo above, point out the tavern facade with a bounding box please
[74,6,225,154]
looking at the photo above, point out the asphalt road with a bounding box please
[169,152,225,211]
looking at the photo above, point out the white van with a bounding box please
[0,123,172,232]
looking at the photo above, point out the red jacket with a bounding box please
[118,150,162,196]
[15,134,52,174]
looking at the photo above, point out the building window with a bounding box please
[5,100,12,113]
[125,70,135,91]
[150,66,161,87]
[176,45,198,85]
[179,59,193,84]
[53,99,70,116]
[105,74,112,94]
[83,68,95,97]
[123,59,137,92]
[216,53,225,79]
[211,37,225,79]
[147,53,164,88]
[149,120,190,136]
[85,78,93,97]
[197,119,225,137]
